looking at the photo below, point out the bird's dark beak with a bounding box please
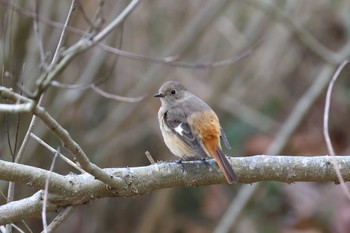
[154,92,164,97]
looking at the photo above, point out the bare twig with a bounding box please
[19,221,32,233]
[42,148,59,233]
[15,95,44,163]
[97,40,257,69]
[49,0,76,69]
[90,84,144,103]
[30,0,46,66]
[145,151,155,164]
[52,79,144,103]
[323,60,350,200]
[10,224,25,233]
[30,133,85,174]
[50,80,91,89]
[86,0,139,43]
[8,64,25,162]
[41,206,75,233]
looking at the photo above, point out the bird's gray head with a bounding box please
[154,81,188,107]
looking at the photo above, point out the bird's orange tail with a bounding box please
[212,148,237,184]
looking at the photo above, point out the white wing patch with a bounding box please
[174,123,184,136]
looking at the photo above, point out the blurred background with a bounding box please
[1,0,350,232]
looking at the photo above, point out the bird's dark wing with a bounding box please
[220,127,231,150]
[164,111,207,158]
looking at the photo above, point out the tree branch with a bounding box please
[0,155,349,224]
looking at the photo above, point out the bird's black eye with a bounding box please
[171,89,176,95]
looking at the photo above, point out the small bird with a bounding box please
[154,81,237,184]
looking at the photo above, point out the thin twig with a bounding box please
[323,60,350,200]
[90,84,144,103]
[11,63,25,160]
[101,14,123,82]
[145,151,155,165]
[30,0,46,66]
[89,0,139,43]
[6,113,14,160]
[41,206,75,233]
[19,221,33,233]
[30,133,85,174]
[42,148,59,233]
[97,39,258,69]
[51,79,144,102]
[50,80,92,89]
[10,224,25,233]
[15,95,44,163]
[49,0,76,69]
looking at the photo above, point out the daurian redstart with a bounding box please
[154,81,237,184]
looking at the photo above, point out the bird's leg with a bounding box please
[176,159,185,173]
[200,158,211,169]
